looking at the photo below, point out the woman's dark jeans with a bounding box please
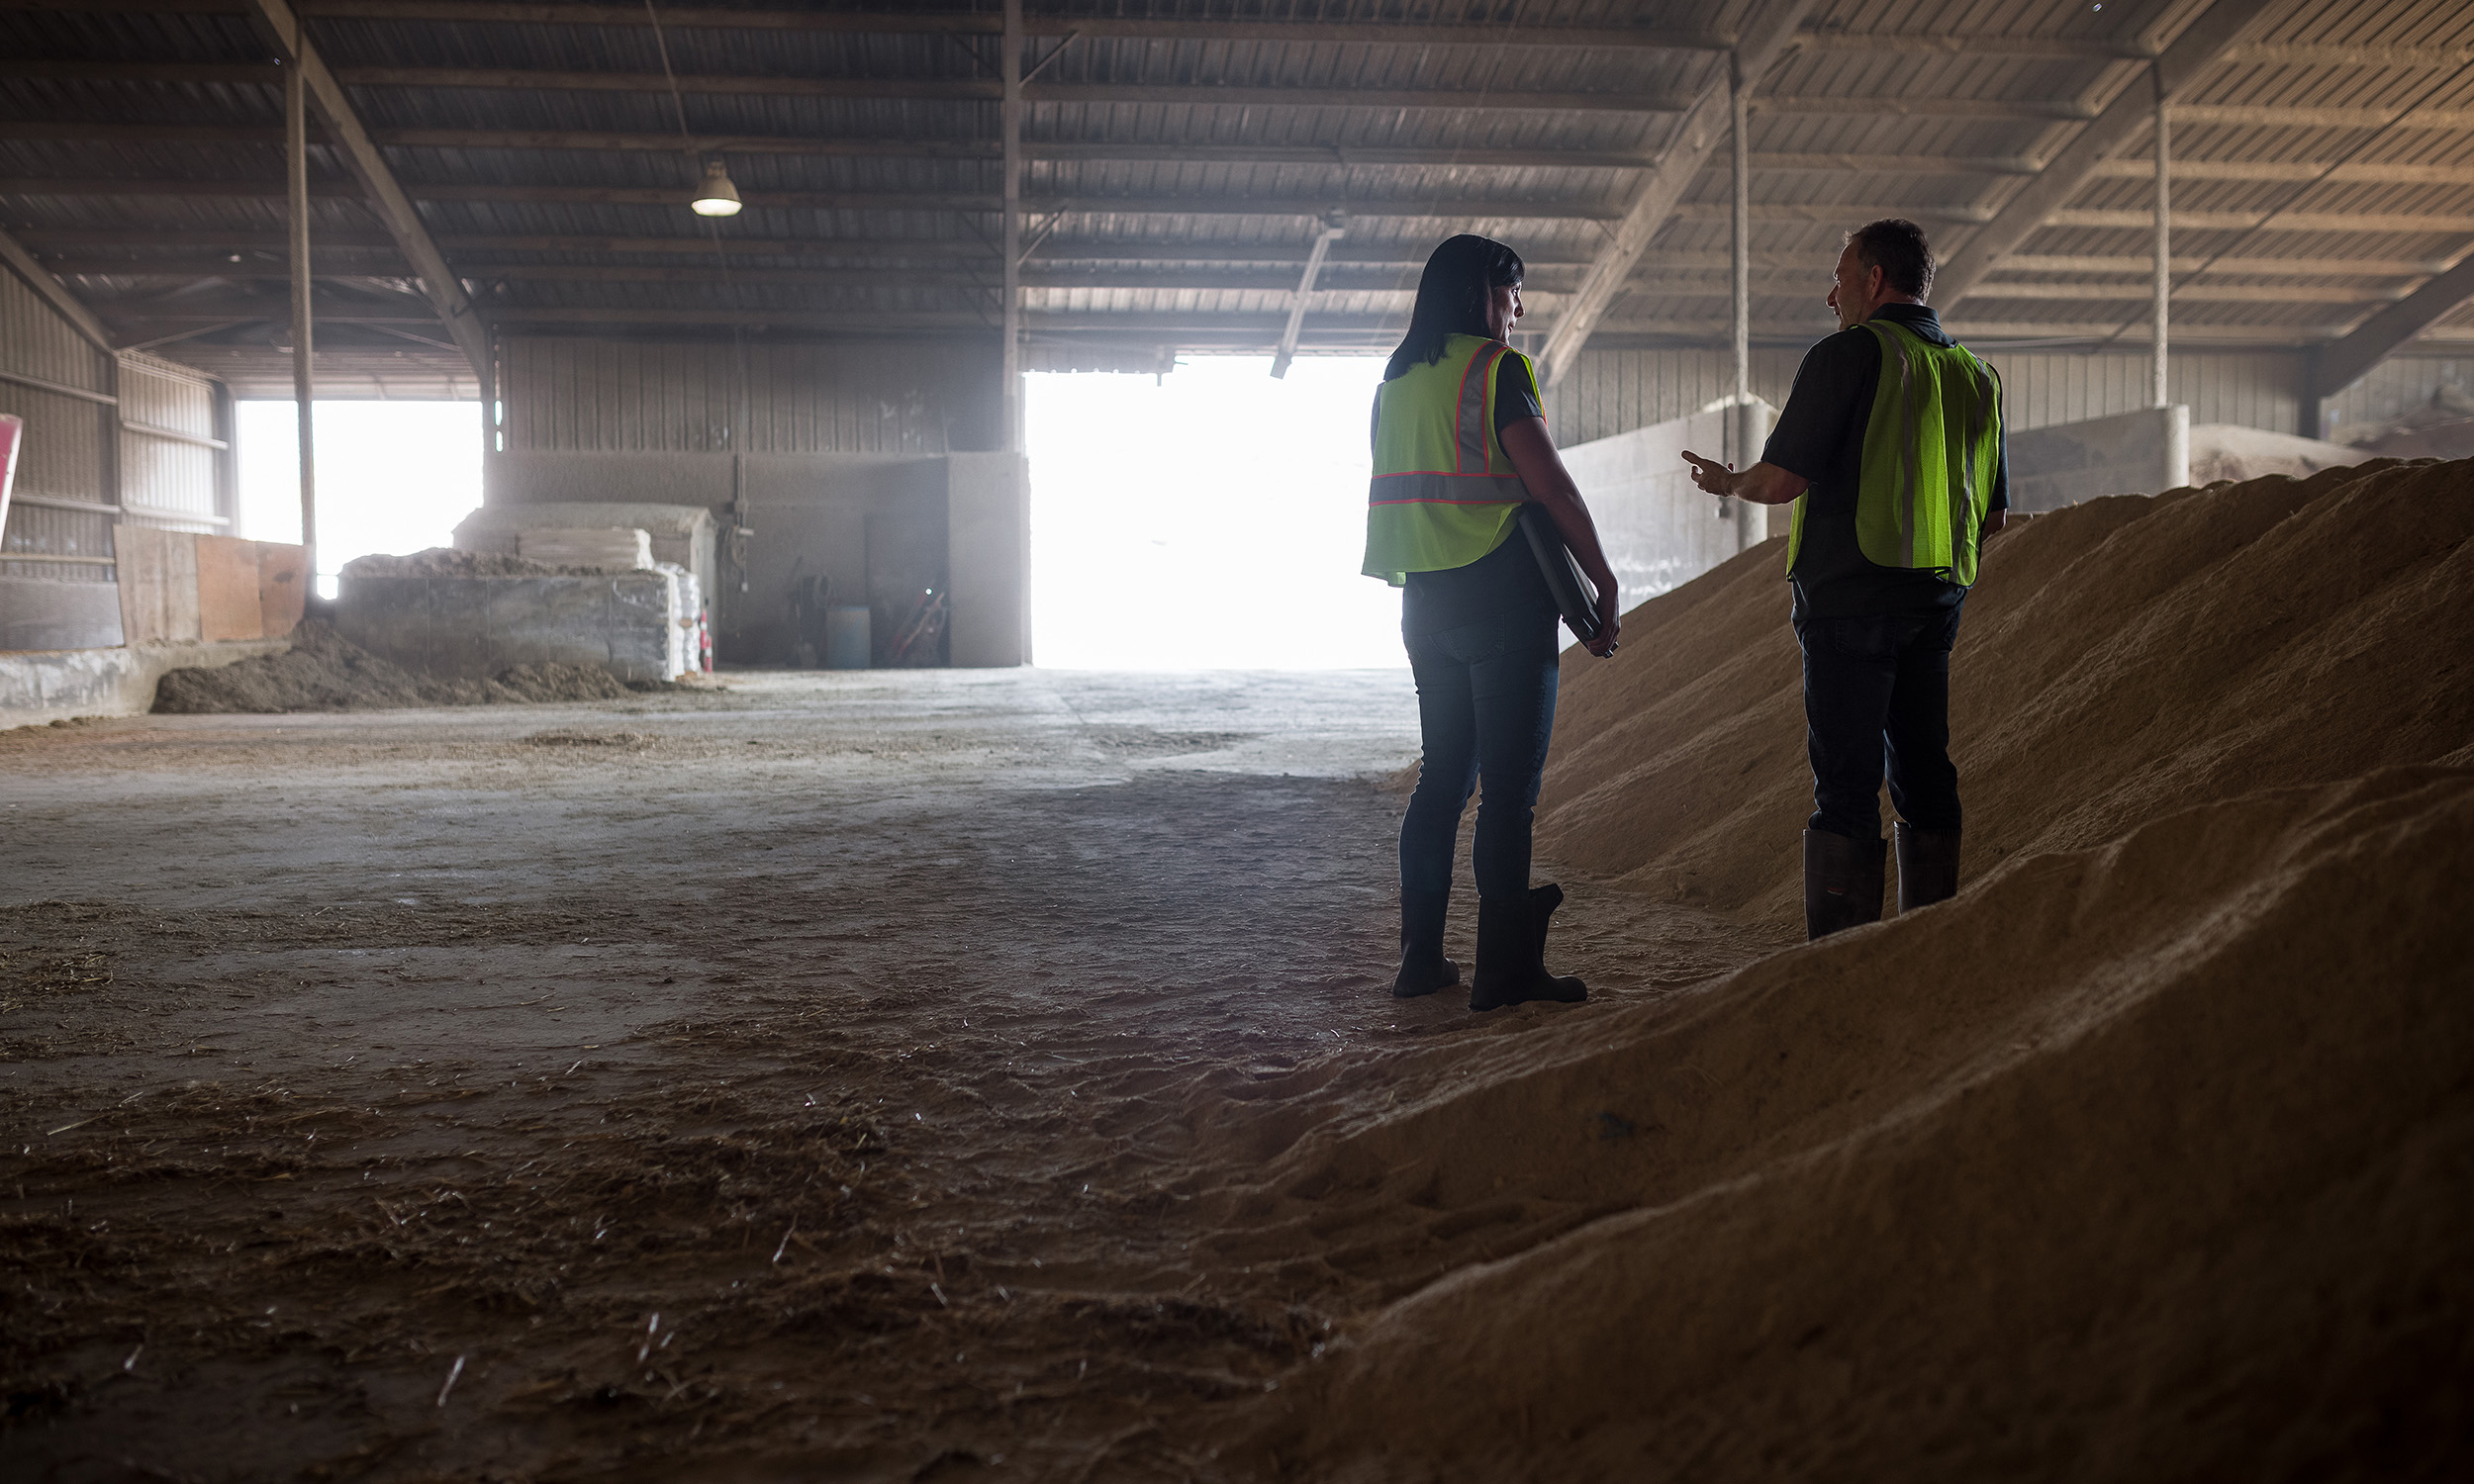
[1400,608,1562,903]
[1794,603,1964,841]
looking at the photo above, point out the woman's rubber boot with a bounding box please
[1392,888,1459,998]
[1470,894,1587,1012]
[1893,822,1961,913]
[1803,828,1886,940]
[1528,882,1566,966]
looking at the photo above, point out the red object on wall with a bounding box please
[0,413,22,530]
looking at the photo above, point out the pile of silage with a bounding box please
[1221,458,2474,1480]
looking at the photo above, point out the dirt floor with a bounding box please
[0,669,1776,1481]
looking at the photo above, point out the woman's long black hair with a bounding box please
[1384,233,1525,381]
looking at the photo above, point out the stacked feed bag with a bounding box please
[657,564,704,677]
[454,504,718,604]
[519,526,654,570]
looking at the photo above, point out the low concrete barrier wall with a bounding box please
[334,571,684,683]
[1559,400,1776,607]
[0,576,125,651]
[2007,406,2191,511]
[0,637,290,728]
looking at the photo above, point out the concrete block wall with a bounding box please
[1559,401,1777,607]
[2006,407,2191,513]
[946,452,1029,668]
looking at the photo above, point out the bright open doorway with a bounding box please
[1026,355,1404,670]
[236,401,483,599]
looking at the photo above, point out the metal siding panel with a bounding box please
[2326,353,2471,434]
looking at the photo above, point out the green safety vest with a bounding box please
[1790,318,2004,588]
[1363,333,1538,586]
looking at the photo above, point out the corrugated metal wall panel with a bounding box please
[2,271,117,583]
[500,336,999,455]
[1985,351,2302,434]
[2325,355,2471,437]
[1541,346,1802,447]
[114,353,223,533]
[1544,344,2308,447]
[1,384,107,505]
[0,269,110,395]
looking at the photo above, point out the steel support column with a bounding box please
[286,63,316,582]
[1729,50,1751,462]
[2151,66,2171,409]
[1000,0,1022,451]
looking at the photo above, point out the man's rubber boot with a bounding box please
[1804,828,1886,941]
[1392,888,1459,998]
[1895,823,1961,913]
[1470,894,1587,1012]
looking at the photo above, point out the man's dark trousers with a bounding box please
[1793,604,1964,840]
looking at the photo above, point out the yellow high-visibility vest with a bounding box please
[1789,318,2004,586]
[1362,333,1537,586]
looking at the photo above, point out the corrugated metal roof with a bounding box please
[2,0,2472,380]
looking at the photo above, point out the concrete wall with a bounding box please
[0,637,289,728]
[335,571,683,683]
[1559,401,1776,606]
[0,575,123,650]
[484,448,1014,667]
[946,452,1030,668]
[2006,406,2192,513]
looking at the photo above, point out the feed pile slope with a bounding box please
[1535,458,2474,932]
[1217,458,2472,1478]
[1242,768,2472,1480]
[150,621,637,712]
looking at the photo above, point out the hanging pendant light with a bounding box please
[691,158,742,217]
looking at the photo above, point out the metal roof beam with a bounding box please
[236,0,488,389]
[2312,247,2474,400]
[1538,0,1819,386]
[0,221,117,351]
[2168,104,2474,130]
[2045,209,2474,232]
[1792,31,2151,59]
[2089,158,2474,185]
[294,2,1737,50]
[0,177,1631,220]
[1756,95,2098,120]
[0,59,1694,112]
[1932,0,2295,309]
[0,123,2046,176]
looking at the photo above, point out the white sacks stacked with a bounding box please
[518,526,655,571]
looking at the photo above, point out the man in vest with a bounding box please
[1682,218,2008,939]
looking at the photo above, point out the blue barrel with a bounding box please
[823,604,872,669]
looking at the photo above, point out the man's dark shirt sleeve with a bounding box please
[1760,329,1875,483]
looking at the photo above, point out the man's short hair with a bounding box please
[1846,219,1934,301]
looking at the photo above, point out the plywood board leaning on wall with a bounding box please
[116,525,308,647]
[115,524,201,645]
[258,542,306,639]
[195,534,263,641]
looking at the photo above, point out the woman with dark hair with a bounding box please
[1365,233,1622,1012]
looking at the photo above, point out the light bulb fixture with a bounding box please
[690,158,742,217]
